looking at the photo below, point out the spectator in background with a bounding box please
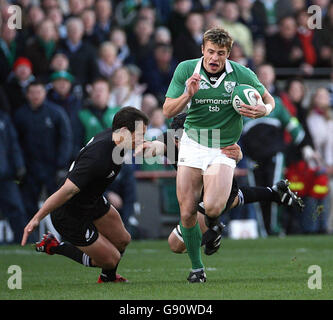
[40,0,60,13]
[252,0,294,37]
[266,16,304,69]
[168,0,192,43]
[137,5,157,27]
[108,67,142,110]
[251,40,266,71]
[47,7,67,40]
[0,23,22,84]
[237,0,265,40]
[79,78,118,144]
[141,43,177,103]
[81,8,98,47]
[141,93,159,118]
[254,63,280,96]
[145,108,167,140]
[93,0,113,45]
[0,109,28,244]
[279,79,319,234]
[174,11,204,62]
[110,27,131,64]
[154,26,172,45]
[25,19,59,79]
[229,41,254,69]
[241,64,314,234]
[296,10,317,75]
[20,5,46,44]
[305,88,333,234]
[14,81,72,221]
[313,1,333,68]
[58,17,99,90]
[49,52,70,73]
[65,0,85,19]
[128,18,155,68]
[127,64,147,97]
[4,57,35,116]
[219,1,253,58]
[47,70,84,159]
[96,42,122,79]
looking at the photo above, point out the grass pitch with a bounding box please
[0,235,332,300]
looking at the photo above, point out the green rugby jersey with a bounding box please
[166,58,265,147]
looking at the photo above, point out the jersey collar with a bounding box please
[194,57,233,88]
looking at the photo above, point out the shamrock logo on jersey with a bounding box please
[224,81,236,93]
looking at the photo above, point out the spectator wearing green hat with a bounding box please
[47,70,84,161]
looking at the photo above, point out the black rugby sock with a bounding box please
[50,242,95,267]
[238,186,279,205]
[100,250,125,282]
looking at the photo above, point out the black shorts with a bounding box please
[198,178,239,215]
[51,196,110,247]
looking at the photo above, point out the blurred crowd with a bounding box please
[0,0,333,242]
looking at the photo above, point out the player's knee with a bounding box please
[98,251,121,269]
[204,200,226,218]
[119,230,131,251]
[168,233,184,254]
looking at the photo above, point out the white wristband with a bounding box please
[264,103,273,116]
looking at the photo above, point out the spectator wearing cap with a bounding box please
[47,70,84,159]
[4,57,35,116]
[13,81,72,222]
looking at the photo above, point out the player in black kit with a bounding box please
[21,107,149,283]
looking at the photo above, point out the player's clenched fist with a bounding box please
[186,73,201,97]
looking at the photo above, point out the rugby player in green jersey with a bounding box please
[163,28,276,282]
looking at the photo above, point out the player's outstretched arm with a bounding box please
[21,179,80,246]
[134,140,166,158]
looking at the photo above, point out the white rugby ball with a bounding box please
[231,84,263,114]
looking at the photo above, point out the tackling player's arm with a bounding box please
[21,179,80,246]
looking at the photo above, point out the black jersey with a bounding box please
[66,128,123,209]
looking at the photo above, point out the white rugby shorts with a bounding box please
[177,131,236,171]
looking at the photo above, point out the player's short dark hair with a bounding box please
[171,113,187,130]
[112,107,149,133]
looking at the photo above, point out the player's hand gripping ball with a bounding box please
[231,84,263,114]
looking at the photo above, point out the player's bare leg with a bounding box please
[177,165,207,282]
[91,206,131,283]
[203,164,234,227]
[77,233,121,269]
[93,205,131,253]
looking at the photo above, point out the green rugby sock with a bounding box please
[180,221,204,270]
